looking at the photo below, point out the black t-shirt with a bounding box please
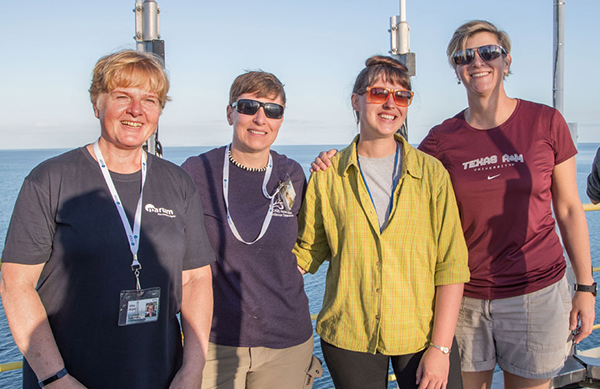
[182,147,313,348]
[2,147,215,388]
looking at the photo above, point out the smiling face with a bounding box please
[351,76,408,142]
[456,31,511,97]
[227,92,284,155]
[94,86,161,151]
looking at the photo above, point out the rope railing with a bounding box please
[2,202,600,376]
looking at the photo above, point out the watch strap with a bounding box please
[430,343,450,354]
[38,367,68,387]
[574,283,597,297]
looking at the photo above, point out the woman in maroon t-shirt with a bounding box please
[419,20,594,389]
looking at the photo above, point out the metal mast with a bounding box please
[389,0,416,140]
[553,0,564,114]
[134,0,165,156]
[553,0,577,144]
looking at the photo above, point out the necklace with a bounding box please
[228,149,268,172]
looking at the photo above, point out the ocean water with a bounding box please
[1,143,599,389]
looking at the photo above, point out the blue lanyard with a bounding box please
[357,142,400,231]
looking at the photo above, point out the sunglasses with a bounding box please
[363,86,414,107]
[231,99,284,119]
[452,44,507,66]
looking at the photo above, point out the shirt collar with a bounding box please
[341,133,423,180]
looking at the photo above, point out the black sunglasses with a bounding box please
[231,99,284,119]
[452,44,507,66]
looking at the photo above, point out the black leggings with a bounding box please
[321,338,463,389]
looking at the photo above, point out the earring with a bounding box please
[457,79,462,85]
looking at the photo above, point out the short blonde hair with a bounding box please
[446,20,511,69]
[89,50,171,109]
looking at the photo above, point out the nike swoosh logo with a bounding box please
[487,174,501,180]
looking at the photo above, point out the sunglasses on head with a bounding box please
[452,44,507,66]
[231,99,284,119]
[363,86,414,107]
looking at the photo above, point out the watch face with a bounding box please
[432,344,450,354]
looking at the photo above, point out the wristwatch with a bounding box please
[430,343,450,354]
[574,282,597,297]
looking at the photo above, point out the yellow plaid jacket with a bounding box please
[294,134,469,355]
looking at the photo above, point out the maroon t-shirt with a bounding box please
[419,99,576,299]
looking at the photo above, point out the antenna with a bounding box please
[134,0,164,156]
[389,0,416,140]
[389,0,416,77]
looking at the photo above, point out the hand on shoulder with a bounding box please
[310,149,338,173]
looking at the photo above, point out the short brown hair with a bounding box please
[89,50,171,109]
[352,55,412,95]
[229,71,286,106]
[447,20,511,69]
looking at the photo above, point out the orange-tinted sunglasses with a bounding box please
[363,86,414,107]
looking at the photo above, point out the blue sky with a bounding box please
[1,0,598,149]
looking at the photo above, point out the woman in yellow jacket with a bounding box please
[294,55,470,389]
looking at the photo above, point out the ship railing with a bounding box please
[2,203,600,387]
[586,203,600,328]
[551,202,600,388]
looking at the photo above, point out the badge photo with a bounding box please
[118,287,161,326]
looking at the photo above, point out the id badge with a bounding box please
[118,287,160,326]
[278,176,296,212]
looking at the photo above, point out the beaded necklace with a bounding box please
[228,149,268,172]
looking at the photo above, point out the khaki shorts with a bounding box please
[201,338,322,389]
[455,276,572,379]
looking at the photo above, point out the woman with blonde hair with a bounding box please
[418,20,594,389]
[1,50,215,388]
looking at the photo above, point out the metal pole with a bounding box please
[389,0,415,76]
[398,0,408,54]
[553,0,565,114]
[134,0,164,156]
[389,0,416,140]
[553,0,577,145]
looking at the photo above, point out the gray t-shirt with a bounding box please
[358,142,403,230]
[2,147,215,388]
